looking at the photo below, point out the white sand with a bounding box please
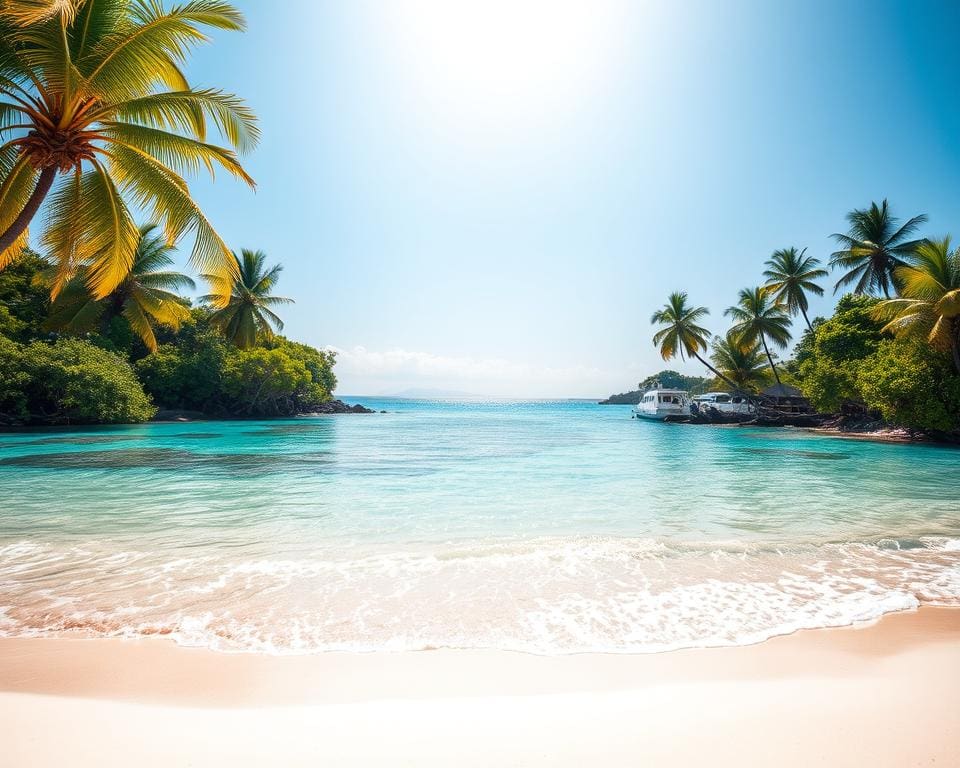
[2,607,958,767]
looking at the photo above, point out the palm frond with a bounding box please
[83,0,245,100]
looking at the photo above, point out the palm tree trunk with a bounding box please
[759,333,782,387]
[800,306,813,332]
[0,166,57,257]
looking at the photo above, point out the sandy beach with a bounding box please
[1,606,957,766]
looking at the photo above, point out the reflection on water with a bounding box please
[741,447,850,460]
[0,399,957,654]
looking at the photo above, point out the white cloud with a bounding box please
[325,345,613,398]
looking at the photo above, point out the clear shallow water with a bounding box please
[0,398,958,654]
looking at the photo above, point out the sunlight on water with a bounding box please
[0,399,958,653]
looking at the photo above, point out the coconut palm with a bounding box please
[709,333,769,392]
[725,287,792,386]
[0,0,258,301]
[203,249,292,348]
[46,222,195,351]
[872,236,960,373]
[650,291,743,393]
[762,247,827,331]
[830,200,927,297]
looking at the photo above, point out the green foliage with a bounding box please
[0,0,258,297]
[830,200,927,297]
[221,336,336,416]
[709,334,770,392]
[762,247,827,330]
[46,224,195,353]
[856,339,960,432]
[0,337,155,425]
[265,337,338,403]
[0,250,50,341]
[222,347,311,416]
[794,294,960,431]
[203,249,293,348]
[872,236,960,373]
[795,295,886,411]
[135,311,228,412]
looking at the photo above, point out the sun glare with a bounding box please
[379,1,628,121]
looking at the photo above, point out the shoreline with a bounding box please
[2,607,958,765]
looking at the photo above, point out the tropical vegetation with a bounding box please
[829,200,927,298]
[650,292,742,394]
[0,250,337,424]
[871,236,960,373]
[0,335,155,424]
[724,287,792,386]
[46,223,194,352]
[648,199,960,436]
[0,1,340,427]
[0,0,257,303]
[204,249,292,349]
[762,247,827,331]
[710,333,768,392]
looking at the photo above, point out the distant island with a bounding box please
[599,370,709,404]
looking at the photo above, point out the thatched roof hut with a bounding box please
[761,384,813,414]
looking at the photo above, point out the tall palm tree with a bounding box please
[725,287,792,387]
[830,200,927,297]
[762,247,827,331]
[0,0,258,301]
[872,236,960,373]
[203,249,292,349]
[650,292,742,393]
[46,222,194,351]
[710,333,769,392]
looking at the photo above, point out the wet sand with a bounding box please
[1,607,957,766]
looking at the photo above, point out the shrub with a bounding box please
[265,337,337,403]
[135,323,227,412]
[796,295,886,411]
[222,347,312,416]
[0,338,155,425]
[0,250,51,342]
[857,339,960,432]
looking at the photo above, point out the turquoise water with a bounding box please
[0,398,958,653]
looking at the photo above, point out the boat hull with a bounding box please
[632,407,690,421]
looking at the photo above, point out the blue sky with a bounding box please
[178,1,960,397]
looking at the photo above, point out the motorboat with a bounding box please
[632,385,690,421]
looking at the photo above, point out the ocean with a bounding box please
[0,398,957,654]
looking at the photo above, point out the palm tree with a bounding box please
[762,247,827,331]
[46,222,195,351]
[872,236,960,373]
[203,249,293,348]
[710,333,769,392]
[725,287,792,387]
[650,292,742,393]
[0,0,258,301]
[830,200,927,297]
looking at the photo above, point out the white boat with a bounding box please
[691,392,756,416]
[632,386,690,421]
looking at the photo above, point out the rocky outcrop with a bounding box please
[151,400,375,421]
[305,400,375,414]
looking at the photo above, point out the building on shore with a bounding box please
[762,384,813,414]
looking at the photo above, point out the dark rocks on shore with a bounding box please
[151,400,375,422]
[305,400,375,415]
